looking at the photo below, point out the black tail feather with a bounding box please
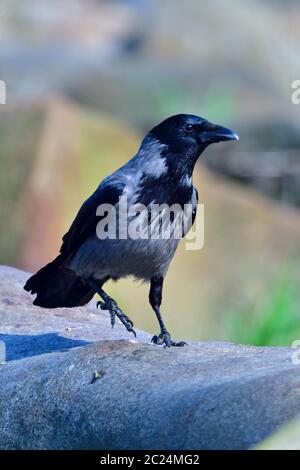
[24,255,95,308]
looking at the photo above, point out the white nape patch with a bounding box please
[138,138,167,178]
[100,137,168,207]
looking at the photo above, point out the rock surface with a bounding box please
[0,266,300,450]
[0,265,150,361]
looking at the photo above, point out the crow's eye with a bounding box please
[184,124,194,134]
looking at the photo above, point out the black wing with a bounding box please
[60,179,125,258]
[24,178,125,308]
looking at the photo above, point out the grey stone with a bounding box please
[0,265,300,450]
[0,265,151,361]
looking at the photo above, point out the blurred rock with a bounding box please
[0,265,299,450]
[205,120,300,207]
[0,96,139,271]
[0,101,45,267]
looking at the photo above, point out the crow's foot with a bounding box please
[151,331,187,348]
[97,299,136,337]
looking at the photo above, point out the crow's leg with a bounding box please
[88,279,136,337]
[149,276,186,348]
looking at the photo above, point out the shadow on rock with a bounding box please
[0,333,89,361]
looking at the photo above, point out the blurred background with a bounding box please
[1,0,300,346]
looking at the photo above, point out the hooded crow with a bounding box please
[24,114,238,347]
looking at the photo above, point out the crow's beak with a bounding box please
[201,124,239,144]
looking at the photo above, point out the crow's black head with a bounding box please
[138,114,239,178]
[150,114,238,151]
[146,114,238,177]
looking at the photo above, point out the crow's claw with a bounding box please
[116,310,136,337]
[129,327,137,338]
[97,301,107,310]
[96,297,135,336]
[151,331,187,348]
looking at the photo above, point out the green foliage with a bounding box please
[150,84,234,122]
[255,418,300,450]
[198,87,234,122]
[225,271,300,346]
